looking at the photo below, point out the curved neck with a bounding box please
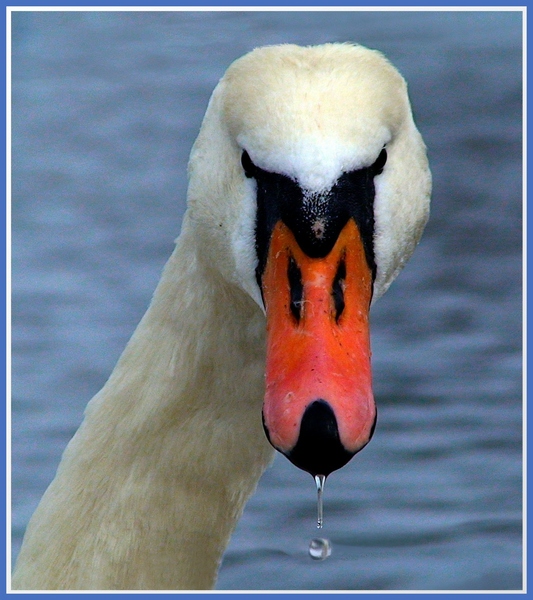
[12,232,273,590]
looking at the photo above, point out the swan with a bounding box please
[12,43,431,590]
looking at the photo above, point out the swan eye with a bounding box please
[372,148,387,176]
[241,150,257,178]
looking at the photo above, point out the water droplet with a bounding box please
[309,537,332,560]
[315,474,326,528]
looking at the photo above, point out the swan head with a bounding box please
[186,43,431,477]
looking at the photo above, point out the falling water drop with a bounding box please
[315,474,326,529]
[308,474,332,560]
[308,537,332,560]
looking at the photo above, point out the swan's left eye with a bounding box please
[241,150,257,178]
[372,148,387,176]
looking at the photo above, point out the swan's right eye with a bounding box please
[372,147,387,176]
[241,150,257,178]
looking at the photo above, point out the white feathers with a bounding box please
[191,43,430,301]
[231,177,264,311]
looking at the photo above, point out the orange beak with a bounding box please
[261,218,376,476]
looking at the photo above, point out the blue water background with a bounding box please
[11,10,523,590]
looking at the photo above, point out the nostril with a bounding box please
[332,258,346,322]
[288,256,304,322]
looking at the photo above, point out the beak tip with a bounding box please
[265,399,375,477]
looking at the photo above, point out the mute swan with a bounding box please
[12,43,431,590]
